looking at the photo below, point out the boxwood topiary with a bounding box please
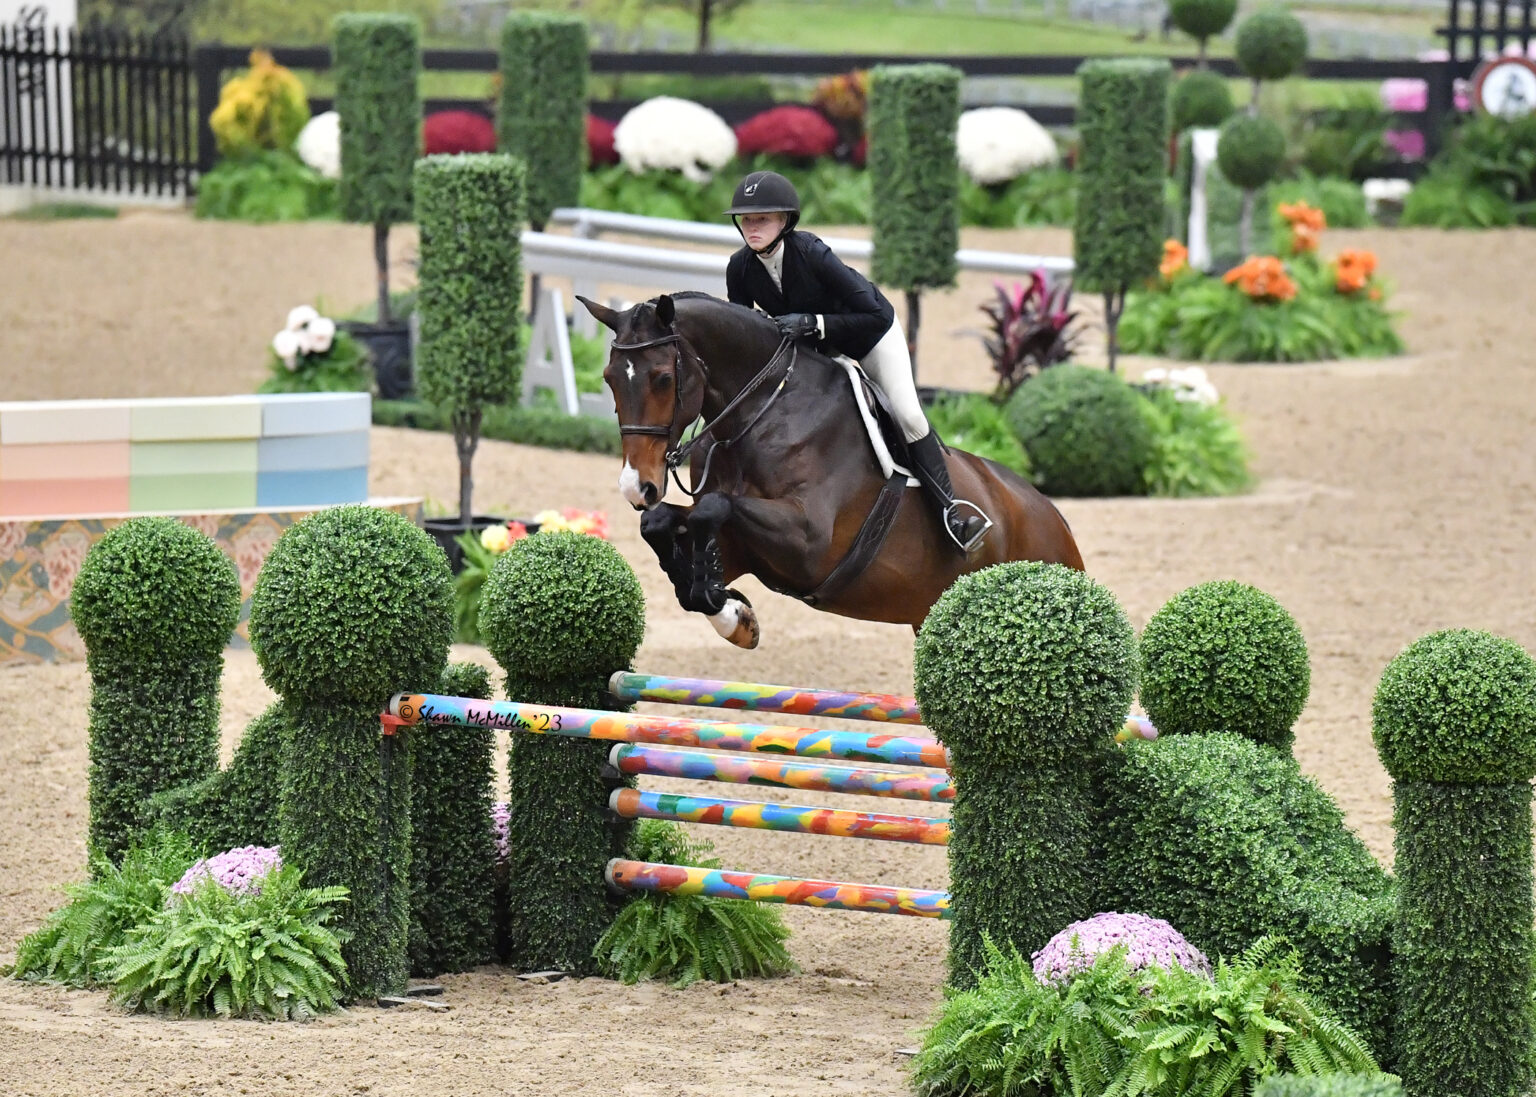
[1170,0,1239,64]
[409,660,497,977]
[915,561,1138,987]
[1005,365,1154,496]
[1373,629,1536,1097]
[1172,70,1235,131]
[1218,113,1287,191]
[1101,732,1396,1057]
[1138,580,1310,752]
[480,532,645,974]
[71,517,241,865]
[250,504,452,999]
[1236,8,1310,82]
[496,12,587,231]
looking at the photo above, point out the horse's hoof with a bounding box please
[708,591,760,649]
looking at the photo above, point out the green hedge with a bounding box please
[71,517,240,865]
[914,562,1138,987]
[333,13,420,227]
[373,399,622,457]
[141,702,289,852]
[497,12,588,230]
[251,505,452,999]
[1004,366,1154,497]
[1373,630,1536,1097]
[480,532,645,974]
[409,660,497,977]
[1101,733,1396,1057]
[867,64,960,292]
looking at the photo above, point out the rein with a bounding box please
[610,328,799,499]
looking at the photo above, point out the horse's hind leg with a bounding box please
[685,492,760,649]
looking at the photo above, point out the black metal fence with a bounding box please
[0,23,194,195]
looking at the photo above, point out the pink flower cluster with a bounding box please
[733,105,839,160]
[1032,911,1211,986]
[172,845,283,899]
[491,801,510,864]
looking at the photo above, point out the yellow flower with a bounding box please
[480,524,513,554]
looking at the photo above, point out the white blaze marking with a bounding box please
[618,461,647,508]
[709,599,744,640]
[625,359,636,382]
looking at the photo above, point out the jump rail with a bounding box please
[608,670,925,724]
[605,859,951,919]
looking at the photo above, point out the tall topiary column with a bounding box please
[479,532,645,974]
[914,561,1138,988]
[1074,59,1170,372]
[496,13,587,234]
[409,660,497,977]
[71,517,240,865]
[868,63,961,374]
[334,12,421,329]
[1169,0,1238,67]
[249,505,452,1000]
[1221,8,1307,254]
[1373,629,1536,1097]
[414,153,525,530]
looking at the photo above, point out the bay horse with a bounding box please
[577,292,1084,648]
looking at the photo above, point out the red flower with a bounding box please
[587,113,619,166]
[422,110,495,155]
[733,105,838,160]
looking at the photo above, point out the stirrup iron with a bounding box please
[944,500,993,554]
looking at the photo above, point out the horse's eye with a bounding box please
[652,371,675,392]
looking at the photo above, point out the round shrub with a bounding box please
[248,505,451,703]
[1169,0,1239,40]
[733,105,839,160]
[1005,366,1154,497]
[915,561,1138,765]
[1139,580,1310,751]
[1217,114,1287,190]
[480,532,645,684]
[72,516,240,668]
[1235,8,1309,81]
[1372,629,1536,784]
[1172,70,1235,131]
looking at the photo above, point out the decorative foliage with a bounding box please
[193,149,337,223]
[1235,8,1310,82]
[1401,113,1536,228]
[453,510,609,645]
[922,393,1031,478]
[1168,0,1239,59]
[613,97,737,183]
[259,304,370,394]
[1031,911,1211,985]
[497,12,588,228]
[977,274,1078,401]
[733,105,839,161]
[1255,1075,1405,1097]
[1005,365,1155,497]
[1137,378,1253,498]
[1218,113,1287,190]
[958,167,1077,228]
[868,64,962,293]
[208,49,311,160]
[956,106,1059,185]
[333,13,420,228]
[171,845,282,898]
[423,109,495,155]
[593,821,796,987]
[910,936,1380,1097]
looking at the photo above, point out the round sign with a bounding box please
[1470,55,1536,119]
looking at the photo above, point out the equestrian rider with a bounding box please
[723,170,992,554]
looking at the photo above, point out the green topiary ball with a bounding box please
[915,561,1138,765]
[1235,8,1309,81]
[1169,0,1239,40]
[1005,366,1154,497]
[1217,114,1287,190]
[1172,70,1236,131]
[480,532,645,684]
[71,516,241,667]
[1139,581,1311,751]
[1372,629,1536,784]
[248,505,451,703]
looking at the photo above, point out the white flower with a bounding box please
[1362,178,1412,218]
[301,315,336,355]
[272,328,302,369]
[614,97,737,184]
[295,111,341,180]
[956,107,1060,186]
[286,304,320,331]
[1145,365,1219,406]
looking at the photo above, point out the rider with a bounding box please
[723,170,992,554]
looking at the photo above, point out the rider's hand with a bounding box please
[774,313,819,340]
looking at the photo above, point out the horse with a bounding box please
[577,292,1084,648]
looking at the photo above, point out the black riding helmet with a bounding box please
[725,170,800,254]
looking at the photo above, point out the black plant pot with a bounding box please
[917,384,975,408]
[345,320,413,400]
[424,515,517,576]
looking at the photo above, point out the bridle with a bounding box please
[609,326,799,499]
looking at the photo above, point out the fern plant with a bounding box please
[911,936,1380,1097]
[10,829,199,987]
[592,821,796,988]
[102,863,350,1019]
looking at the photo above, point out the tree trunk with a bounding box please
[905,290,922,379]
[1238,189,1255,257]
[1197,36,1207,69]
[698,0,713,51]
[374,222,392,325]
[1102,287,1126,374]
[528,271,543,323]
[1249,78,1261,118]
[454,408,483,526]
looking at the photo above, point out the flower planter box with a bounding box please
[423,515,540,576]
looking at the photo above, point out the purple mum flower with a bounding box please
[491,801,510,864]
[1031,911,1211,985]
[172,845,283,899]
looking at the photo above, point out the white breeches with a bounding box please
[859,318,931,443]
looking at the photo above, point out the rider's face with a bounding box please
[739,212,787,251]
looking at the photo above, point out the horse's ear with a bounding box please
[655,294,676,326]
[576,295,622,333]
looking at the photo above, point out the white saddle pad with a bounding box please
[835,357,920,487]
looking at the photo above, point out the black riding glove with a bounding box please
[774,313,819,340]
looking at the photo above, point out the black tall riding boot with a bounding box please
[907,432,992,553]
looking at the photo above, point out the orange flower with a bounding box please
[1160,239,1188,278]
[1277,201,1326,232]
[1290,223,1320,255]
[1334,249,1379,295]
[1222,255,1298,303]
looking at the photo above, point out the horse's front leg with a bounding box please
[639,503,697,612]
[684,492,760,649]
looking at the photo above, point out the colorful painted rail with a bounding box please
[605,859,951,919]
[388,693,951,768]
[608,671,925,724]
[610,787,950,844]
[607,743,953,803]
